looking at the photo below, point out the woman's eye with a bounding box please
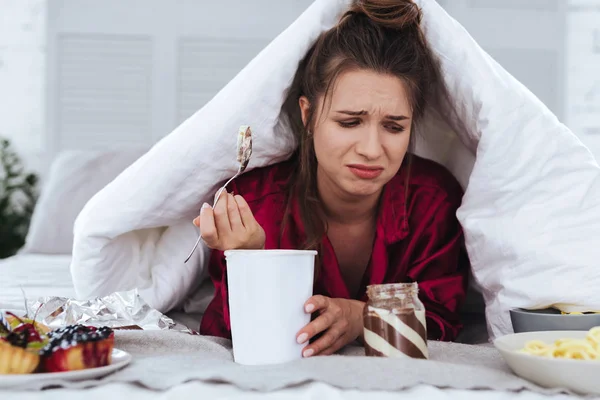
[385,124,405,133]
[338,120,360,128]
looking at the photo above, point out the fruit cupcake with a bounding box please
[40,325,115,372]
[0,312,49,374]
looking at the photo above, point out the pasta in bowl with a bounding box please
[519,327,600,360]
[495,328,600,395]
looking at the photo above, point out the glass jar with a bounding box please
[363,282,428,359]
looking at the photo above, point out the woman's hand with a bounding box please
[193,192,266,251]
[296,295,365,357]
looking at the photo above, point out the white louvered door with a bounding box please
[56,34,153,147]
[45,0,313,160]
[176,37,267,125]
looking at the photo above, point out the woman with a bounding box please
[194,0,469,357]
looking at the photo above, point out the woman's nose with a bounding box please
[355,126,383,160]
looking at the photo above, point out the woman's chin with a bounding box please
[343,181,383,198]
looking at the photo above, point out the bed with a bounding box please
[0,257,578,400]
[0,151,580,400]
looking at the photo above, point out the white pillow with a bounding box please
[23,148,147,254]
[71,0,600,342]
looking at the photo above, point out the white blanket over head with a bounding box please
[71,0,600,339]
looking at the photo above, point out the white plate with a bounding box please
[0,348,131,388]
[495,331,600,395]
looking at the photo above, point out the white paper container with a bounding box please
[225,249,317,365]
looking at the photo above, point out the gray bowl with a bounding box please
[510,308,600,333]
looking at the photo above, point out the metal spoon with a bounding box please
[184,126,253,263]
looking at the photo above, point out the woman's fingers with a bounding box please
[234,195,253,228]
[195,191,264,250]
[315,333,348,356]
[296,296,361,357]
[304,323,345,356]
[296,313,334,349]
[199,203,218,247]
[213,190,232,235]
[227,193,243,231]
[296,305,335,344]
[304,295,329,314]
[295,295,332,344]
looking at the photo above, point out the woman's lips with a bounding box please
[347,164,384,179]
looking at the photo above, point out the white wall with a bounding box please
[0,0,46,172]
[441,0,568,121]
[566,0,600,159]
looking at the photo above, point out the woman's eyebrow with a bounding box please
[335,110,409,121]
[386,115,410,121]
[335,110,367,116]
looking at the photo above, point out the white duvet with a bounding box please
[71,0,600,339]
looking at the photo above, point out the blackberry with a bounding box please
[4,331,28,348]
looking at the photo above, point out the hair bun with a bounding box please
[351,0,422,29]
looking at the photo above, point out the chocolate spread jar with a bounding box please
[363,282,428,359]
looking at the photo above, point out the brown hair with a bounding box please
[281,0,439,258]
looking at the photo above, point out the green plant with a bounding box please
[0,137,38,259]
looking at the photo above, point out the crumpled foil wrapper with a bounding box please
[25,289,198,335]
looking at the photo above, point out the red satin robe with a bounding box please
[199,155,469,341]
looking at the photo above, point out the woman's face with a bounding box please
[300,69,413,199]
